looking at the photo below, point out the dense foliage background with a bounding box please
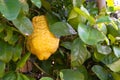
[0,0,120,80]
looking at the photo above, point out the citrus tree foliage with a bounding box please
[0,0,120,80]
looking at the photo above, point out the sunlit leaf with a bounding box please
[72,0,85,7]
[40,77,53,80]
[60,69,84,80]
[0,0,21,20]
[107,59,120,72]
[78,23,106,45]
[96,44,112,55]
[12,14,33,35]
[92,65,110,80]
[74,7,95,25]
[71,38,91,66]
[0,61,5,78]
[113,46,120,58]
[31,0,41,8]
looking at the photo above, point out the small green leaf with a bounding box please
[31,0,41,8]
[17,52,31,69]
[78,23,106,45]
[60,42,72,50]
[96,16,111,23]
[96,44,112,55]
[0,24,4,32]
[0,61,5,78]
[12,14,33,35]
[94,51,105,62]
[0,40,13,63]
[20,0,29,13]
[113,46,120,58]
[92,65,110,80]
[50,22,75,37]
[60,69,84,80]
[3,71,16,80]
[12,44,22,62]
[107,59,120,72]
[40,77,53,80]
[0,0,21,20]
[4,29,13,42]
[71,38,91,66]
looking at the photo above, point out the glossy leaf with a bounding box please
[71,38,91,66]
[113,46,120,58]
[31,0,41,8]
[60,69,84,80]
[107,59,120,72]
[94,51,105,62]
[72,0,85,7]
[12,14,33,35]
[96,44,111,55]
[0,40,13,63]
[50,22,75,37]
[92,65,109,80]
[0,61,5,78]
[3,72,16,80]
[40,77,53,80]
[78,23,106,45]
[0,0,21,20]
[17,52,31,69]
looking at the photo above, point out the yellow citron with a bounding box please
[106,0,114,7]
[27,15,60,60]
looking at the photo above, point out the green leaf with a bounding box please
[92,65,110,80]
[78,23,106,45]
[72,0,85,7]
[60,69,84,80]
[68,8,86,29]
[17,52,31,69]
[96,44,112,55]
[12,14,33,35]
[31,0,41,8]
[41,0,51,11]
[96,16,111,23]
[0,40,13,63]
[0,24,4,32]
[50,22,75,37]
[12,44,22,62]
[19,73,30,80]
[97,23,107,34]
[73,7,95,25]
[40,77,53,80]
[94,51,106,62]
[4,29,13,42]
[107,59,120,72]
[0,0,21,20]
[0,61,5,78]
[20,0,29,13]
[3,71,16,80]
[60,42,72,50]
[71,38,91,66]
[113,46,120,58]
[112,73,120,80]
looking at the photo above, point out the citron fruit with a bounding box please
[27,15,60,60]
